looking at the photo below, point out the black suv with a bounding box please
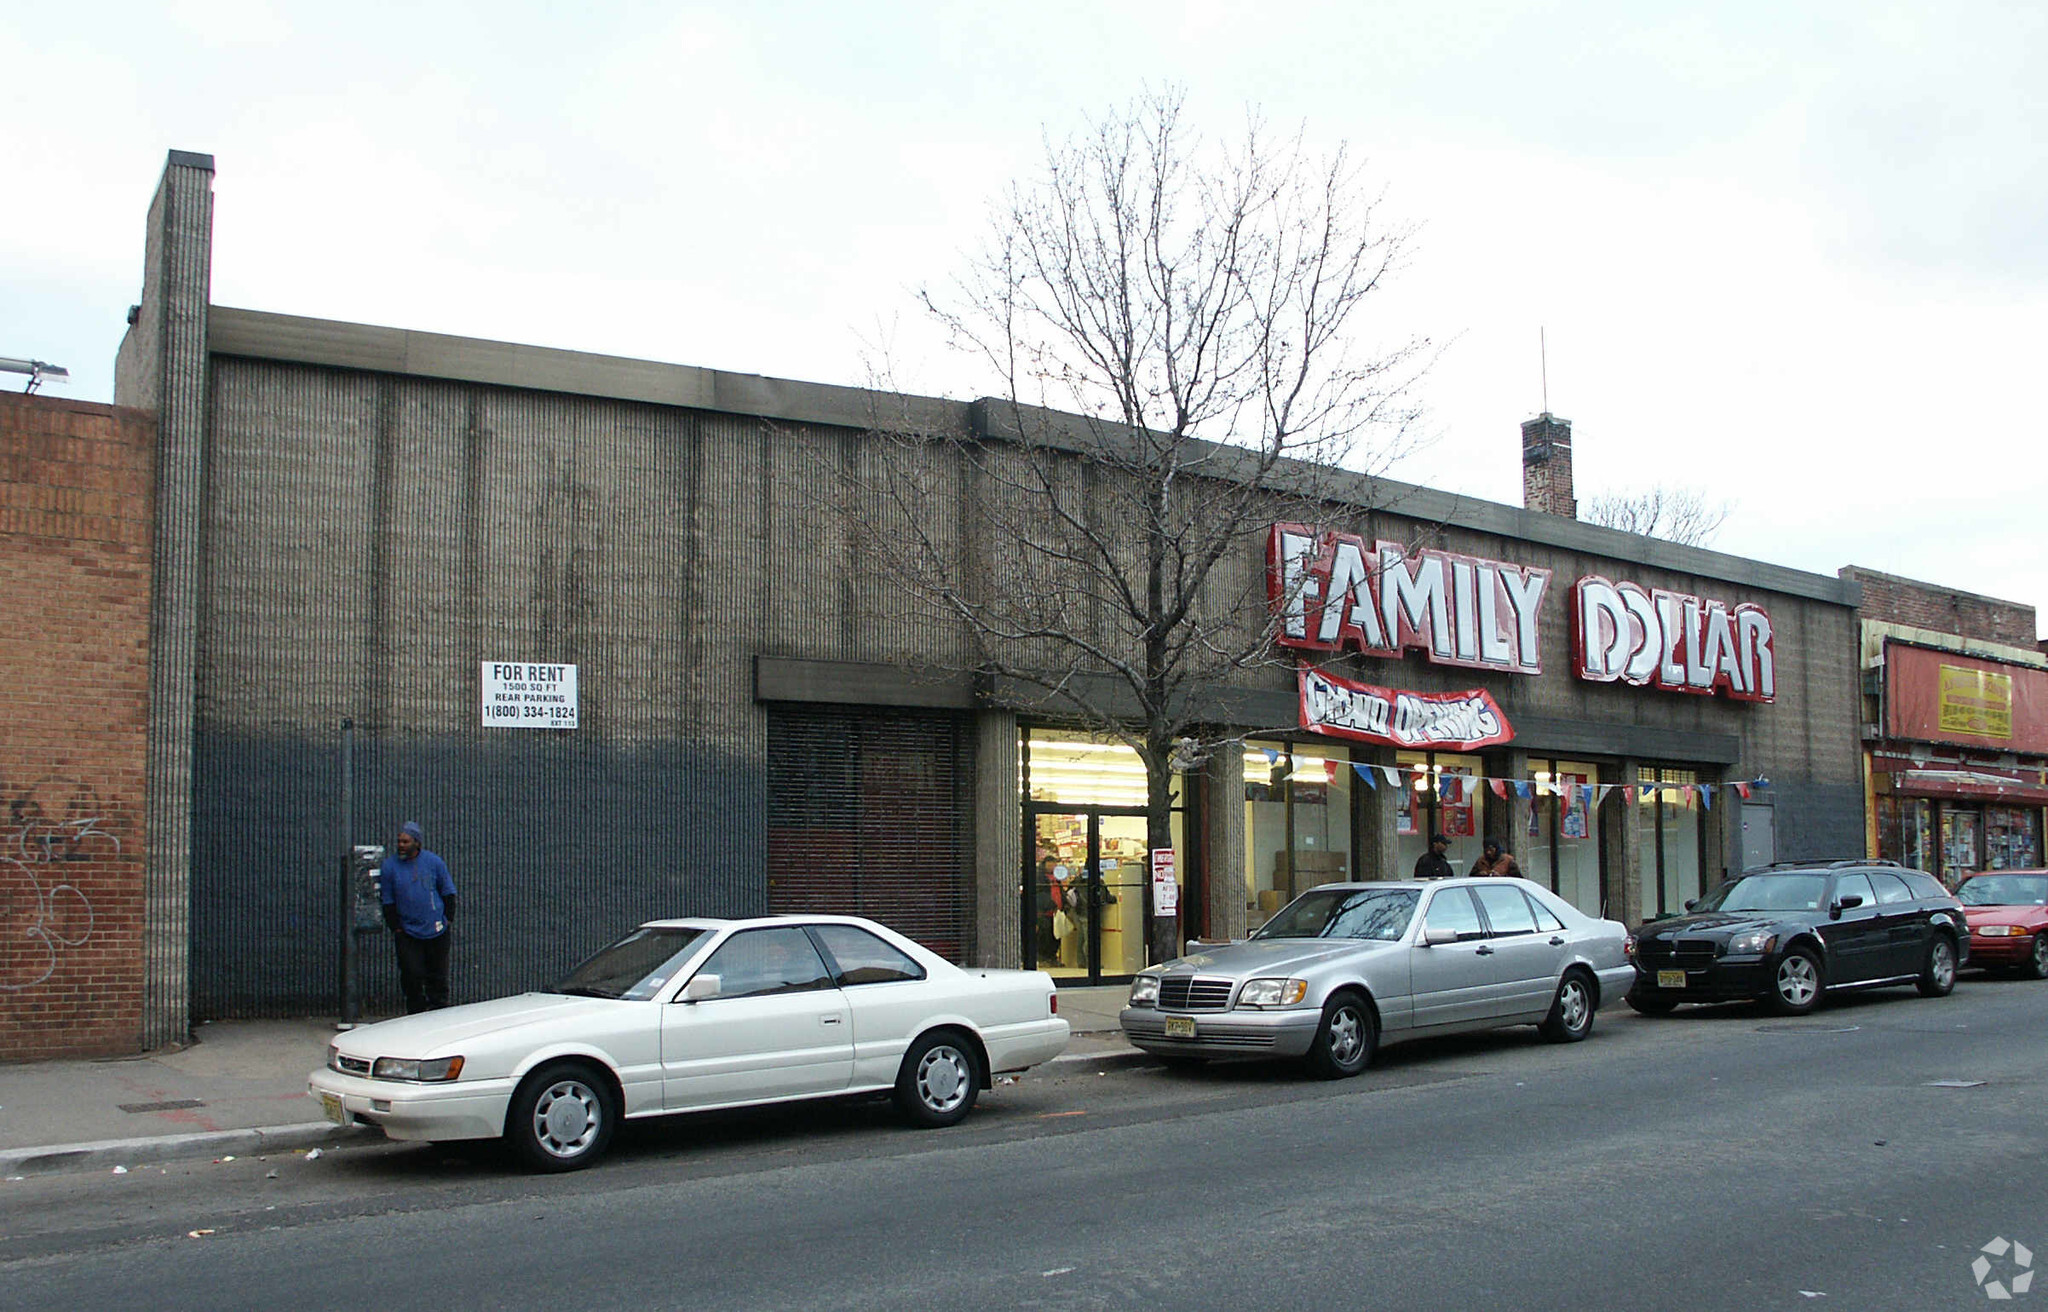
[1627,861,1969,1016]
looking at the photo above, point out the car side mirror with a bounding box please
[1836,894,1864,910]
[1422,926,1459,947]
[680,974,721,1002]
[1683,899,1698,912]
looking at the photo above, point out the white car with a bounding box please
[307,914,1070,1171]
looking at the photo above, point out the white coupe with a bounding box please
[307,914,1070,1170]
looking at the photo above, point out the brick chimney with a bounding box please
[1521,413,1576,518]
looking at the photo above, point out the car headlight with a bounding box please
[1977,925,2025,937]
[371,1055,466,1082]
[1237,977,1309,1007]
[1128,974,1160,1006]
[1726,930,1778,956]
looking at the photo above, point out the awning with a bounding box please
[1882,768,2048,805]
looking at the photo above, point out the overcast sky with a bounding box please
[6,2,2044,629]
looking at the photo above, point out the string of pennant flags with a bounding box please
[1251,747,1771,812]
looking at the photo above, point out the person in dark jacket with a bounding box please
[380,820,458,1013]
[1413,832,1455,881]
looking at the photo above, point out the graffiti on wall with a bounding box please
[0,776,114,991]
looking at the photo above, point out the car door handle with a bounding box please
[1475,945,1495,955]
[820,1015,843,1026]
[1549,936,1566,946]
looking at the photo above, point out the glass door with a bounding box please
[1029,807,1151,983]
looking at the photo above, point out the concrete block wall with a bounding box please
[0,394,156,1061]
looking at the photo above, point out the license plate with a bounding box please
[320,1092,347,1125]
[1164,1015,1197,1039]
[1657,970,1687,989]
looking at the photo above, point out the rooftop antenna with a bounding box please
[1539,327,1549,417]
[0,357,70,394]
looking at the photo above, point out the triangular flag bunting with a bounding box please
[1700,784,1714,811]
[1381,765,1402,787]
[1352,762,1377,789]
[1734,781,1752,800]
[1489,778,1508,800]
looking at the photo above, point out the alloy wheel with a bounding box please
[1930,938,1956,990]
[1326,1005,1365,1064]
[1776,954,1818,1008]
[1559,979,1591,1033]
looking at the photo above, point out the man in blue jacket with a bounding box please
[380,820,458,1013]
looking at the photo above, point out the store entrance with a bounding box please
[1028,807,1149,984]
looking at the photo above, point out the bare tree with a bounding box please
[1583,486,1732,547]
[846,90,1430,948]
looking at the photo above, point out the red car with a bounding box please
[1956,870,2048,978]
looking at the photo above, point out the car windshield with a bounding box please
[550,927,713,1000]
[1253,888,1421,942]
[1959,874,2048,907]
[1696,874,1827,913]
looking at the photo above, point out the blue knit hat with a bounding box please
[400,820,424,842]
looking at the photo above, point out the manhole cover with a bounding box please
[1926,1079,1987,1089]
[1755,1023,1861,1034]
[118,1099,206,1113]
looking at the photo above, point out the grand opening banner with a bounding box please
[1298,666,1515,750]
[1886,642,2048,753]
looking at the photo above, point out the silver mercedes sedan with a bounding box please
[1120,879,1635,1078]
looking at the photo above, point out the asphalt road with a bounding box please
[3,975,2043,1311]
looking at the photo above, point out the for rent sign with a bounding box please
[480,662,579,729]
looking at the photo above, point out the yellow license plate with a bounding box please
[1657,970,1686,989]
[320,1092,347,1125]
[1164,1015,1197,1039]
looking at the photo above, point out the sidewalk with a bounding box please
[0,986,1141,1178]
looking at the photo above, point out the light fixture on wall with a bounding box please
[0,356,69,394]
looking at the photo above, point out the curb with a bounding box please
[2,1042,1151,1179]
[0,1121,375,1179]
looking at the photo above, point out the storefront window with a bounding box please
[1940,808,1981,882]
[1244,741,1355,928]
[1639,766,1704,918]
[1877,796,1935,872]
[1396,750,1484,879]
[1528,758,1603,917]
[1985,808,2041,870]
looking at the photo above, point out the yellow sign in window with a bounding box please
[1938,664,2013,739]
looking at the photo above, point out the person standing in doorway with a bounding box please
[381,820,457,1013]
[1413,832,1455,881]
[1472,839,1524,879]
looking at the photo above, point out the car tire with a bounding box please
[2025,934,2048,981]
[894,1030,980,1128]
[1539,970,1597,1042]
[1767,945,1824,1015]
[1625,991,1678,1016]
[1916,933,1958,997]
[506,1061,617,1173]
[1303,990,1376,1080]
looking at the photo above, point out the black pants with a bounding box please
[393,930,451,1013]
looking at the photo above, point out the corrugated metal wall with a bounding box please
[765,706,977,962]
[191,360,772,1016]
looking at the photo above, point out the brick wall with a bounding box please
[0,393,155,1061]
[1841,566,2039,648]
[1521,414,1577,518]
